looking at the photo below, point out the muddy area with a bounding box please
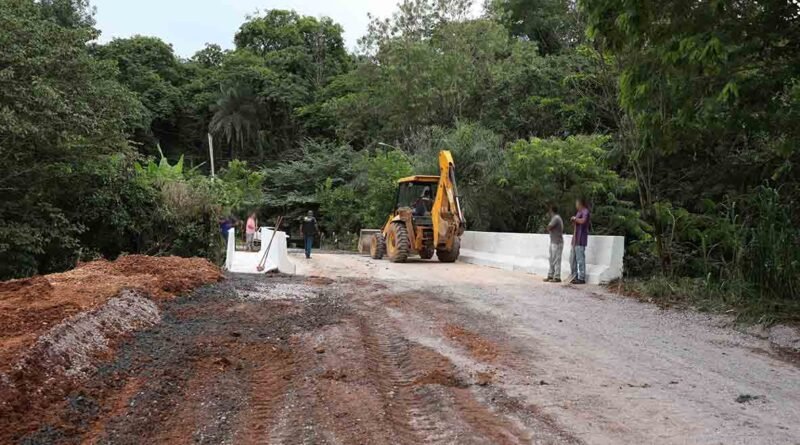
[2,274,579,444]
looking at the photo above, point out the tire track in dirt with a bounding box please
[15,274,581,444]
[359,281,583,444]
[233,345,295,445]
[306,322,395,444]
[357,316,427,444]
[151,357,242,445]
[263,339,324,445]
[354,307,535,445]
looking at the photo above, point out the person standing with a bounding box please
[245,212,257,251]
[544,205,564,282]
[570,198,591,284]
[219,216,233,241]
[300,210,319,259]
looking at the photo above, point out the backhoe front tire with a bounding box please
[386,223,410,263]
[370,233,386,259]
[436,237,461,263]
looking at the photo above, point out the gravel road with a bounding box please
[297,253,800,445]
[12,253,799,444]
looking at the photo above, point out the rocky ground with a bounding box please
[2,252,799,444]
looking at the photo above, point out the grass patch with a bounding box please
[609,275,800,326]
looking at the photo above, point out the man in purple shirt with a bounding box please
[570,198,590,284]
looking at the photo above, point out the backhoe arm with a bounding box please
[432,150,465,249]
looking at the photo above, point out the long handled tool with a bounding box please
[256,216,283,272]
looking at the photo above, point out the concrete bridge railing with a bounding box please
[224,227,296,274]
[459,231,624,284]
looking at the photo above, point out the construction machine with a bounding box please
[370,150,465,263]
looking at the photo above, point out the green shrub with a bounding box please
[506,134,644,238]
[737,187,799,303]
[317,147,413,232]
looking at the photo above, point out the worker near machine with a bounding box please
[413,187,433,216]
[569,198,591,285]
[544,205,564,283]
[300,210,319,259]
[245,212,257,251]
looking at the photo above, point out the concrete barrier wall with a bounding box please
[358,229,380,254]
[224,228,235,271]
[459,231,624,284]
[225,227,296,274]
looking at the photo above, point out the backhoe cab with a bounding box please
[370,151,465,263]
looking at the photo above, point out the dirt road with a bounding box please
[12,253,799,444]
[295,253,800,444]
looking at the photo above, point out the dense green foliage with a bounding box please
[0,0,137,277]
[2,0,798,321]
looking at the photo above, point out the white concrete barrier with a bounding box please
[225,227,296,274]
[459,231,624,284]
[358,229,381,254]
[224,228,235,271]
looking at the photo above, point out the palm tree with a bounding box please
[209,84,264,159]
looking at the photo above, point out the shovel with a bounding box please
[256,215,283,272]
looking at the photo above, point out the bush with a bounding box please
[625,187,800,324]
[317,147,414,233]
[409,122,508,231]
[743,187,800,302]
[506,135,644,237]
[353,149,414,228]
[262,140,359,214]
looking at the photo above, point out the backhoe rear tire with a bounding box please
[370,233,386,259]
[436,237,461,263]
[386,223,410,263]
[419,246,434,260]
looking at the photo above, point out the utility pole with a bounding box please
[207,133,216,177]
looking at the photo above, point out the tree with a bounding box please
[506,135,640,236]
[209,84,265,159]
[193,43,226,68]
[235,10,350,95]
[322,4,512,145]
[0,0,141,278]
[262,140,359,215]
[488,0,582,55]
[39,0,95,28]
[91,36,186,155]
[582,0,800,272]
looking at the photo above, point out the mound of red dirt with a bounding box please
[0,255,222,374]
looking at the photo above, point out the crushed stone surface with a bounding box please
[2,253,800,444]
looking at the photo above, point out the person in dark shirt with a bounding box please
[569,198,591,284]
[413,186,433,216]
[300,210,319,259]
[219,217,233,240]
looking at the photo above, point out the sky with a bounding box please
[91,0,481,58]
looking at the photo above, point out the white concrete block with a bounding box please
[459,231,624,284]
[225,227,296,275]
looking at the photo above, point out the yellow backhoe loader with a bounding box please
[370,150,465,263]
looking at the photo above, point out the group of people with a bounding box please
[218,213,261,251]
[544,198,591,285]
[222,200,588,281]
[219,211,320,259]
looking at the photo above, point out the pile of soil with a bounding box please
[0,255,222,374]
[0,255,222,444]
